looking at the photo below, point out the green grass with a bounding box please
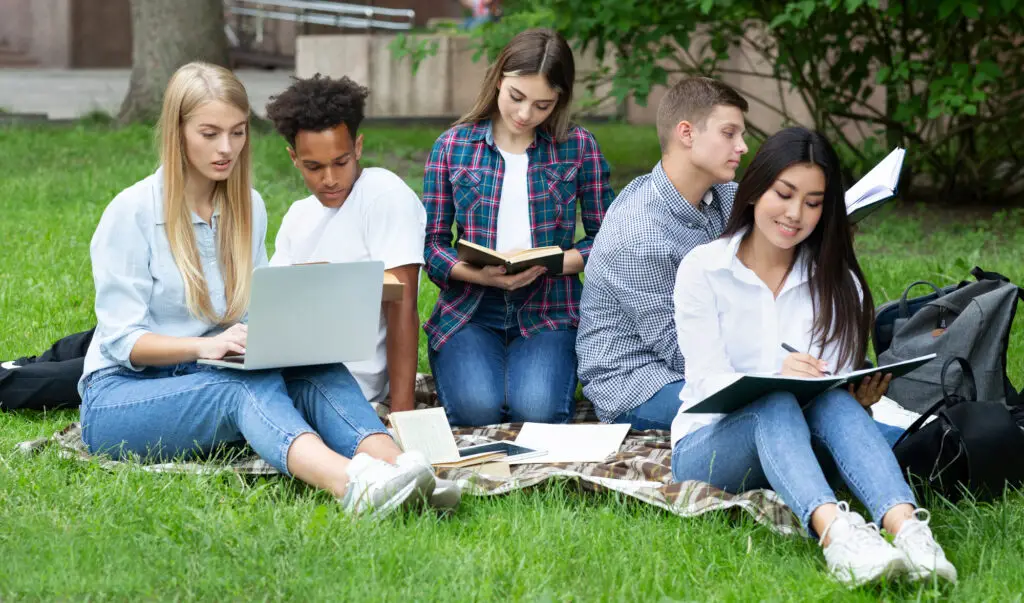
[1,122,1023,600]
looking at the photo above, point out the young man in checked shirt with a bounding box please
[576,77,749,430]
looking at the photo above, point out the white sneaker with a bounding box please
[337,453,435,519]
[820,502,907,586]
[397,450,462,512]
[1,361,20,370]
[893,509,958,583]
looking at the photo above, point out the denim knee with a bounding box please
[748,391,804,423]
[810,388,861,412]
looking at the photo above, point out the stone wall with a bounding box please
[295,33,618,119]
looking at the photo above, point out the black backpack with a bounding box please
[892,357,1024,501]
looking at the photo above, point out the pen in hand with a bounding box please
[780,342,833,376]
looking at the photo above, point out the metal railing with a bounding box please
[225,0,416,33]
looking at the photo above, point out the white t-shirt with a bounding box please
[494,148,532,253]
[670,231,858,446]
[269,167,427,403]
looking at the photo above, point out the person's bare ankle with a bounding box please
[811,503,840,547]
[882,503,915,535]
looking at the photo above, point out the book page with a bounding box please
[457,240,510,261]
[510,423,631,464]
[510,246,563,261]
[388,407,460,464]
[845,147,905,212]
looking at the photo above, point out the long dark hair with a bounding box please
[456,28,575,141]
[723,126,873,370]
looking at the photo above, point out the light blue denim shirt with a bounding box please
[80,168,268,392]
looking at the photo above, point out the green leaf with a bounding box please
[700,0,714,14]
[938,0,959,19]
[961,3,981,18]
[963,104,978,116]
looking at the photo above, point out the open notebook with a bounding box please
[682,354,937,415]
[845,147,906,224]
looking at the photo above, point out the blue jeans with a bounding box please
[80,362,389,476]
[672,388,916,533]
[616,380,684,430]
[429,289,577,427]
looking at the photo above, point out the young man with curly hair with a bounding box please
[264,75,426,413]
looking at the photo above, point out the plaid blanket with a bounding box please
[16,373,802,536]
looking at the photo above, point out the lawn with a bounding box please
[1,122,1023,601]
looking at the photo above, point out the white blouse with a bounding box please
[670,231,858,446]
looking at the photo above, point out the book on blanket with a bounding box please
[456,240,564,275]
[845,146,906,224]
[682,354,937,415]
[388,407,542,467]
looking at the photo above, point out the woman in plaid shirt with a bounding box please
[422,28,614,427]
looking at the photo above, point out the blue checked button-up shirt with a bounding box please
[422,120,614,350]
[576,162,737,422]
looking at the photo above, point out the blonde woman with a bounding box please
[79,62,444,517]
[423,28,614,427]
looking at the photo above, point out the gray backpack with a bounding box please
[875,267,1023,413]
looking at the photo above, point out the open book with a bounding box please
[457,240,563,275]
[845,147,906,224]
[682,354,936,415]
[389,407,544,468]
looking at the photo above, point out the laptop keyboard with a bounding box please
[222,355,245,363]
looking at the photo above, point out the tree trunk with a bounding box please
[118,0,228,123]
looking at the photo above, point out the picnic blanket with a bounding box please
[16,373,803,536]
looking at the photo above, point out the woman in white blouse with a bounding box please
[671,127,955,586]
[78,62,444,517]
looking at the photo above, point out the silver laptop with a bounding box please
[198,261,384,371]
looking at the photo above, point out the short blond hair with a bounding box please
[656,77,748,152]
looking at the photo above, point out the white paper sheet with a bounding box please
[510,423,631,464]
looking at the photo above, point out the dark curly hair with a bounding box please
[265,74,369,147]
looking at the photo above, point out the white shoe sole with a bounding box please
[429,482,462,512]
[831,555,907,587]
[363,468,434,520]
[906,564,957,584]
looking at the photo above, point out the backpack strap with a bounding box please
[892,394,955,448]
[892,356,977,449]
[941,356,978,401]
[898,281,944,318]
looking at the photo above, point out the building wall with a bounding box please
[70,0,132,67]
[29,0,72,67]
[0,0,32,52]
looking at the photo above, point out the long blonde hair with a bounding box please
[456,28,576,142]
[157,61,253,325]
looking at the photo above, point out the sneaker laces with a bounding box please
[819,502,885,548]
[898,509,942,553]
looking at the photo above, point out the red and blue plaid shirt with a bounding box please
[422,120,614,350]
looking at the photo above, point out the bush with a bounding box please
[394,0,1024,203]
